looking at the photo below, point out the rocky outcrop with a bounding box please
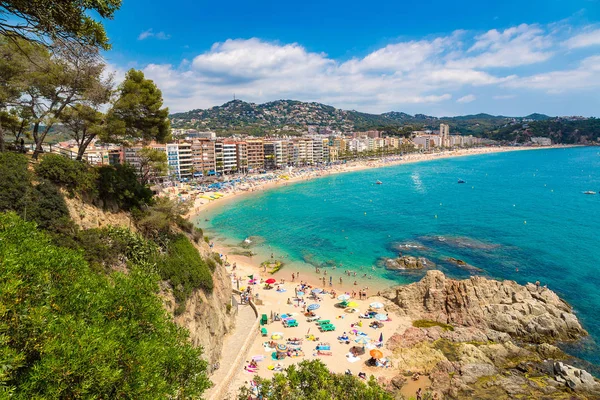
[382,271,599,399]
[554,362,600,393]
[384,255,432,270]
[386,270,587,343]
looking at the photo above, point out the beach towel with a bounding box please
[345,353,361,363]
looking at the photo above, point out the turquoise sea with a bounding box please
[196,147,600,368]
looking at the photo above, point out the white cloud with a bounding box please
[448,24,553,68]
[457,94,476,103]
[138,29,170,41]
[506,55,600,91]
[107,22,600,113]
[563,28,600,49]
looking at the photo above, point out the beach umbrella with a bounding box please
[265,278,277,284]
[369,302,384,309]
[355,337,370,344]
[271,332,283,340]
[277,344,287,352]
[307,304,320,311]
[370,349,383,359]
[374,313,388,321]
[346,301,358,308]
[312,288,323,294]
[248,275,254,279]
[337,294,351,301]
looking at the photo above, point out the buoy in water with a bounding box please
[434,215,438,218]
[524,221,527,224]
[364,212,367,215]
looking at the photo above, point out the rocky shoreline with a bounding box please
[380,271,599,399]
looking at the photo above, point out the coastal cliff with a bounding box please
[66,196,236,365]
[381,271,599,399]
[162,240,236,365]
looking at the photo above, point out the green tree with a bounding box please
[95,163,154,211]
[0,36,34,151]
[14,41,112,158]
[60,104,105,160]
[238,360,393,400]
[0,0,121,50]
[0,212,211,398]
[105,69,171,144]
[137,146,168,185]
[35,153,97,195]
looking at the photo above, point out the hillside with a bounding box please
[169,99,556,136]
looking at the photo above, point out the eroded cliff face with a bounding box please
[161,243,236,365]
[386,270,586,343]
[64,195,136,231]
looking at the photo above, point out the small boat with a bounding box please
[583,191,596,195]
[376,180,382,185]
[457,179,466,184]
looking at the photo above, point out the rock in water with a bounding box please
[388,270,587,343]
[385,255,433,270]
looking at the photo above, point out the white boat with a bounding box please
[376,180,382,185]
[583,191,596,195]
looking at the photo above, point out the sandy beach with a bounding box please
[178,145,574,398]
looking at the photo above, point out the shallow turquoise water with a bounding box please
[197,147,600,366]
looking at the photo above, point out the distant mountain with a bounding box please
[524,113,552,121]
[169,99,582,140]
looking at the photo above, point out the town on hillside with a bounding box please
[34,123,556,182]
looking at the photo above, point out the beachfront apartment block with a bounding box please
[264,140,288,169]
[440,123,450,147]
[166,141,193,180]
[191,138,216,177]
[246,139,265,171]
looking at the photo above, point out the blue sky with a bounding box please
[102,0,600,116]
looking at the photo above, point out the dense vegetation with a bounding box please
[237,360,394,400]
[0,153,74,234]
[0,153,218,397]
[158,234,214,314]
[0,212,211,398]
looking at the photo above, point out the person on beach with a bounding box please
[339,277,343,284]
[292,273,295,282]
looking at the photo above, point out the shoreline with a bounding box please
[178,144,594,398]
[181,145,574,294]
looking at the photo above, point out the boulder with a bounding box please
[460,363,498,384]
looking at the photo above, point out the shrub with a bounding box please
[0,153,31,215]
[158,234,214,313]
[0,154,74,234]
[35,153,97,195]
[237,359,393,399]
[67,226,160,273]
[0,212,211,398]
[95,164,154,211]
[28,179,75,234]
